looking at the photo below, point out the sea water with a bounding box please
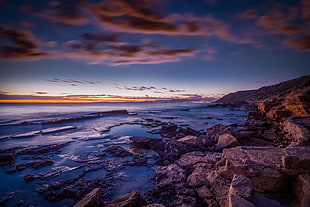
[0,102,247,206]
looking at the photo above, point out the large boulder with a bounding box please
[214,134,239,151]
[217,146,288,193]
[229,175,252,201]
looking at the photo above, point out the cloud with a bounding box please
[36,92,48,95]
[283,35,310,51]
[20,21,36,28]
[117,85,186,93]
[302,0,310,21]
[257,10,301,34]
[46,79,102,86]
[26,2,89,26]
[61,34,197,65]
[0,25,49,60]
[240,9,258,19]
[88,0,247,43]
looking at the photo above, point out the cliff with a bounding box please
[217,75,310,104]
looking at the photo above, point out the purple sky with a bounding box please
[0,0,309,102]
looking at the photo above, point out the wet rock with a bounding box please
[104,192,146,207]
[11,130,40,138]
[0,152,16,164]
[102,146,132,157]
[144,164,199,207]
[20,159,54,170]
[229,175,252,201]
[130,136,164,152]
[18,143,70,155]
[41,126,77,134]
[73,188,102,207]
[214,134,239,151]
[24,174,40,182]
[160,123,177,138]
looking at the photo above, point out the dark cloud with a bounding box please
[239,9,258,19]
[117,85,186,93]
[36,92,48,94]
[0,25,49,60]
[46,79,102,85]
[283,35,310,51]
[302,0,310,21]
[28,2,89,26]
[62,34,197,65]
[257,10,301,34]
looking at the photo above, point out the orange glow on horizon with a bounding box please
[0,98,165,103]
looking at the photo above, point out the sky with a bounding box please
[0,0,309,102]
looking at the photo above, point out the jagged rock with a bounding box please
[159,140,199,165]
[229,175,252,201]
[24,174,40,182]
[228,194,254,207]
[180,151,222,167]
[177,135,199,146]
[102,146,133,157]
[144,164,199,207]
[206,124,237,144]
[282,146,310,169]
[217,146,288,193]
[214,134,239,151]
[73,188,102,207]
[295,173,310,207]
[282,118,310,145]
[104,192,146,207]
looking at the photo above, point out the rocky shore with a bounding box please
[1,76,309,207]
[71,75,310,207]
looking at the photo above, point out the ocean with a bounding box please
[0,102,247,206]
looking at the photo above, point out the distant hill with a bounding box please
[217,75,310,104]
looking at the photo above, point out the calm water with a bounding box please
[0,102,247,206]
